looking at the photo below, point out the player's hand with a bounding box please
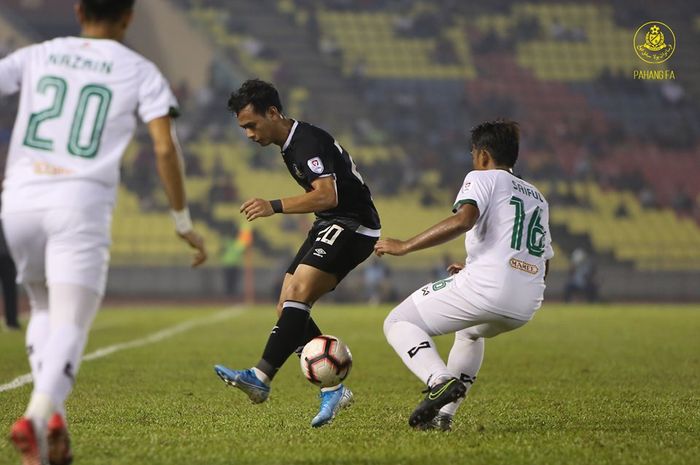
[447,262,464,275]
[240,198,274,222]
[178,230,207,267]
[374,238,409,257]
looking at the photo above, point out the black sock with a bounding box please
[294,317,323,357]
[256,301,311,380]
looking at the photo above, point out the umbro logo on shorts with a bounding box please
[313,248,326,258]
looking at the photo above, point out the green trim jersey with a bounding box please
[0,37,177,212]
[452,169,554,320]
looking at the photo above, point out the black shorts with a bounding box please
[286,222,378,282]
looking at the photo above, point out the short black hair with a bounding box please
[470,119,520,167]
[228,79,283,116]
[81,0,135,22]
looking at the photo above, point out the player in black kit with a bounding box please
[214,79,381,427]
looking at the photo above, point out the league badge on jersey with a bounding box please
[307,157,324,174]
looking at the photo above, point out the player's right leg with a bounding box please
[384,278,527,428]
[214,272,296,403]
[274,273,323,355]
[215,225,329,403]
[383,303,465,427]
[215,265,337,403]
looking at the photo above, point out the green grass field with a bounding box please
[1,303,699,465]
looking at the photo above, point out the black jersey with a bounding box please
[281,121,381,235]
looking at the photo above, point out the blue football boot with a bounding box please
[311,384,354,428]
[214,365,270,404]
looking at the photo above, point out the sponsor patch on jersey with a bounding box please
[307,157,324,174]
[509,258,539,275]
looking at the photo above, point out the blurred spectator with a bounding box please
[432,253,454,281]
[211,154,231,179]
[363,258,393,305]
[0,216,19,331]
[573,155,594,181]
[183,151,204,176]
[638,187,657,209]
[241,36,275,59]
[614,201,629,218]
[420,189,439,207]
[127,146,157,209]
[220,224,252,298]
[671,189,693,215]
[208,176,238,205]
[319,35,342,63]
[432,35,458,64]
[660,81,684,106]
[0,36,16,58]
[564,248,599,303]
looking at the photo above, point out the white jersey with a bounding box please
[452,169,554,320]
[0,37,177,213]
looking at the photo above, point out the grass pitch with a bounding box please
[1,303,699,465]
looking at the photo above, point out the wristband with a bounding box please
[170,207,193,234]
[270,199,283,214]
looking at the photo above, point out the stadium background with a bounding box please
[1,0,699,302]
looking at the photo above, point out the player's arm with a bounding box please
[0,48,28,96]
[375,203,479,257]
[147,115,207,267]
[240,176,337,221]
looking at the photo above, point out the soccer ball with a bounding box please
[300,335,352,388]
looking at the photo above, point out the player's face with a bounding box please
[236,104,276,146]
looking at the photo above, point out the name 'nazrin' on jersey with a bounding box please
[280,121,381,236]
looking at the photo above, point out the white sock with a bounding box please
[320,384,343,393]
[33,323,85,409]
[24,283,51,381]
[439,333,484,417]
[252,367,270,385]
[385,321,451,386]
[25,310,50,381]
[31,284,101,414]
[25,392,55,423]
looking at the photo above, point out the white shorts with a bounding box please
[1,206,112,295]
[403,276,528,337]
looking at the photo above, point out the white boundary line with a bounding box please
[0,307,245,394]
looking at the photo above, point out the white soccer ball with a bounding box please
[300,335,352,388]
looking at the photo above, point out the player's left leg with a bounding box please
[434,316,525,430]
[258,264,338,381]
[28,206,110,463]
[3,211,53,464]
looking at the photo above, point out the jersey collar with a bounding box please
[281,120,299,152]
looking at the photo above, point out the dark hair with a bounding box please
[81,0,135,22]
[228,79,283,116]
[470,119,520,167]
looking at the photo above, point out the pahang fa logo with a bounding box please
[633,21,676,80]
